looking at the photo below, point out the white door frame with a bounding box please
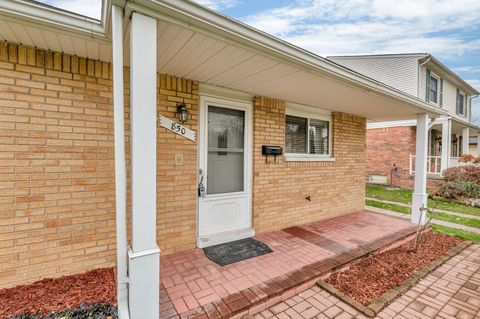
[197,93,253,248]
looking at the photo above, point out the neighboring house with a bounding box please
[469,136,480,156]
[0,0,455,317]
[328,54,480,188]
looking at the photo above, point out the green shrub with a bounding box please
[436,165,480,200]
[9,303,117,319]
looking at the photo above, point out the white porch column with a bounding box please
[462,127,470,155]
[112,4,129,319]
[440,118,451,174]
[412,113,429,225]
[128,12,159,319]
[477,134,480,155]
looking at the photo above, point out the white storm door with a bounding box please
[197,96,253,248]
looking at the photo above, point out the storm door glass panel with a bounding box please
[207,106,245,195]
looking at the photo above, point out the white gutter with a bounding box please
[112,4,129,319]
[418,57,430,99]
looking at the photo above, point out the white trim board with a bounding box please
[367,120,417,129]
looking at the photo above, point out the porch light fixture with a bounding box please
[176,103,189,123]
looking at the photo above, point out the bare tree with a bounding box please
[411,198,439,252]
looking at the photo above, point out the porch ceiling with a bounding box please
[0,0,451,122]
[120,2,448,122]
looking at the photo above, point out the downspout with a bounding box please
[418,56,431,99]
[112,4,130,319]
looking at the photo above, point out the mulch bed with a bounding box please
[324,232,462,305]
[0,268,116,319]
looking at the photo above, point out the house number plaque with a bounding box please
[158,115,196,142]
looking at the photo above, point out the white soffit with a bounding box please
[0,0,112,61]
[122,19,438,122]
[0,0,458,122]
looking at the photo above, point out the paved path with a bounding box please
[256,244,480,319]
[366,206,480,235]
[366,197,480,220]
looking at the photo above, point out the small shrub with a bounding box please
[459,154,480,164]
[461,181,480,198]
[442,165,480,184]
[9,303,117,319]
[435,165,480,200]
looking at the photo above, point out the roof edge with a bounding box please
[0,0,111,41]
[422,54,479,95]
[327,53,428,59]
[125,0,448,119]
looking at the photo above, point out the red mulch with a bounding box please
[0,267,116,319]
[325,232,462,305]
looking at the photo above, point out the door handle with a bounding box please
[198,169,206,198]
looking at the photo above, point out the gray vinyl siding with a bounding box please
[328,56,420,96]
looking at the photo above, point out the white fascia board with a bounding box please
[367,120,417,129]
[327,53,428,60]
[0,0,110,42]
[451,117,480,131]
[126,0,448,119]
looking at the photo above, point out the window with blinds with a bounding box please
[456,90,465,116]
[285,115,330,155]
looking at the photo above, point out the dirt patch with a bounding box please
[0,268,116,319]
[324,232,462,305]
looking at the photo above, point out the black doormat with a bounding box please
[203,238,273,266]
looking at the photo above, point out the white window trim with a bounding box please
[457,90,466,117]
[429,72,440,105]
[285,103,334,162]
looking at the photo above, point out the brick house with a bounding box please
[328,54,480,188]
[0,0,459,317]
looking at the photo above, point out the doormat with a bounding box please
[203,238,273,266]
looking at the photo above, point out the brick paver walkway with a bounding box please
[256,244,480,319]
[160,211,417,318]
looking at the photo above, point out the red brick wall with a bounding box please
[366,126,443,190]
[366,126,415,188]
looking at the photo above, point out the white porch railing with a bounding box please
[450,157,470,168]
[409,155,442,175]
[410,155,470,175]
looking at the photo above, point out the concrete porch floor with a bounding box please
[160,210,418,318]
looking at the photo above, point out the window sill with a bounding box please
[284,154,335,162]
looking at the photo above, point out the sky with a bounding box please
[38,0,480,123]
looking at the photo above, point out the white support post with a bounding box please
[412,113,429,225]
[440,118,450,175]
[462,127,470,156]
[112,5,130,319]
[453,134,459,157]
[128,12,159,319]
[477,134,480,156]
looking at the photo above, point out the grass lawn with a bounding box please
[432,224,480,244]
[365,199,410,214]
[366,184,480,217]
[366,197,480,230]
[433,212,480,229]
